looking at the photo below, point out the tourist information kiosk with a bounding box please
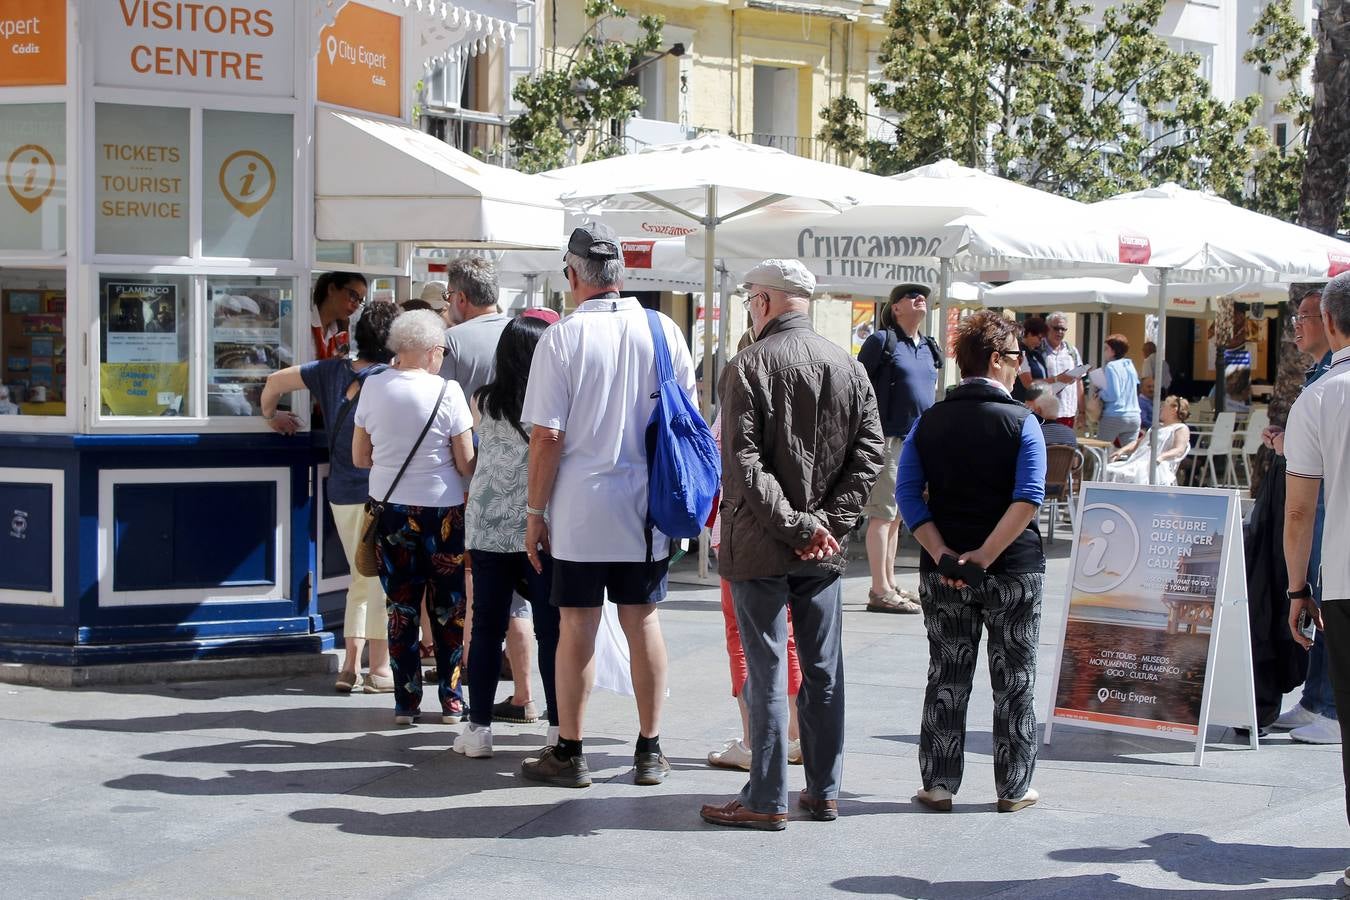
[0,0,523,674]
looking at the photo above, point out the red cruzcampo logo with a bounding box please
[622,240,655,269]
[1329,252,1350,277]
[1119,234,1151,265]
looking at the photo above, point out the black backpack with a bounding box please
[877,327,942,420]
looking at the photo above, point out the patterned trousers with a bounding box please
[374,502,467,718]
[919,571,1044,800]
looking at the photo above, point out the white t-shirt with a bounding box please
[354,368,473,507]
[1042,340,1083,418]
[1285,347,1350,599]
[521,296,696,562]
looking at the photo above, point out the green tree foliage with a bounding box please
[508,0,663,173]
[818,0,1274,200]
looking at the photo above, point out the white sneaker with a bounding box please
[1290,716,1341,745]
[453,724,493,758]
[707,738,752,771]
[788,739,803,765]
[1273,705,1321,730]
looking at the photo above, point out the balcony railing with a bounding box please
[423,107,514,167]
[730,132,849,165]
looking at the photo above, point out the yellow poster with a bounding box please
[100,362,187,416]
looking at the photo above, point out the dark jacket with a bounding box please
[717,311,885,580]
[907,381,1045,575]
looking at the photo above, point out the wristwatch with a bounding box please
[1288,584,1313,600]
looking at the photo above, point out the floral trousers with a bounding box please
[374,502,467,719]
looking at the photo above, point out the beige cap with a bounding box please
[740,259,816,298]
[406,281,449,310]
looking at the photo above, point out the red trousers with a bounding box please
[721,578,802,697]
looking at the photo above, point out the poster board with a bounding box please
[1044,482,1256,766]
[99,281,186,416]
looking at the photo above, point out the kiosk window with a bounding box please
[1,272,67,418]
[0,104,66,254]
[98,274,192,417]
[202,111,294,260]
[95,104,190,257]
[207,275,295,417]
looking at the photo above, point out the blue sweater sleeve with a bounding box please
[895,419,932,530]
[1014,414,1047,506]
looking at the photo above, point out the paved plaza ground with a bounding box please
[2,542,1349,898]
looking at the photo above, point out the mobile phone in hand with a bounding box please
[1298,609,1316,642]
[939,553,986,586]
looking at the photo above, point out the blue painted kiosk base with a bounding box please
[0,433,337,671]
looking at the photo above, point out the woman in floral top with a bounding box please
[456,315,560,758]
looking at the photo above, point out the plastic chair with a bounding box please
[1233,406,1269,489]
[1188,411,1237,487]
[1042,444,1083,542]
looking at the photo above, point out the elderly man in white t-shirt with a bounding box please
[1283,272,1350,880]
[519,222,697,790]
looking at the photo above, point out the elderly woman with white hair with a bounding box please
[354,309,476,726]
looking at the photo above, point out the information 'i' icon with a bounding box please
[5,144,56,213]
[219,150,277,218]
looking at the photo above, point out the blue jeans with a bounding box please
[467,550,560,727]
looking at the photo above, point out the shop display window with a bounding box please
[98,273,192,417]
[202,111,294,260]
[95,104,190,257]
[207,275,295,416]
[0,105,66,254]
[360,242,398,268]
[1,271,67,417]
[315,242,354,265]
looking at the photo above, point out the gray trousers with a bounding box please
[731,569,845,815]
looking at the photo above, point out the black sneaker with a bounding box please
[634,751,671,785]
[520,745,592,788]
[492,698,540,724]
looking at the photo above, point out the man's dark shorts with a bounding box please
[551,558,669,608]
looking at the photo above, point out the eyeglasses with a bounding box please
[344,287,366,306]
[742,291,768,310]
[1290,312,1320,327]
[1050,325,1068,333]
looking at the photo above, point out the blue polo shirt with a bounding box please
[858,325,939,437]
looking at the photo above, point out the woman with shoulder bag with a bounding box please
[261,301,399,695]
[353,310,476,726]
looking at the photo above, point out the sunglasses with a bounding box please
[1050,325,1068,332]
[1000,348,1025,360]
[900,291,926,300]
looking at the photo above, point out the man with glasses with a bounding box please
[1260,289,1337,744]
[1043,312,1084,429]
[857,283,941,614]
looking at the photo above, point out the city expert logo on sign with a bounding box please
[5,144,56,213]
[325,33,389,87]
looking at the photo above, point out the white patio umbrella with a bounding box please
[1089,183,1350,480]
[544,134,900,418]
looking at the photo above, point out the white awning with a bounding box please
[314,110,563,249]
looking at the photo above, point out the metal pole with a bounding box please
[1149,268,1170,485]
[935,257,951,402]
[702,185,717,422]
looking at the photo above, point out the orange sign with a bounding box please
[317,2,401,118]
[0,0,65,87]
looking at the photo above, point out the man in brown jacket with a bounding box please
[700,259,885,831]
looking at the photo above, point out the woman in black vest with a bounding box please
[896,311,1048,814]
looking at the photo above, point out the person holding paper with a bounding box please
[1043,312,1084,428]
[897,311,1047,815]
[1096,334,1142,446]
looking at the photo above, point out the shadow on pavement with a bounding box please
[831,873,1344,898]
[1048,833,1348,887]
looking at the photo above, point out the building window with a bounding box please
[1275,122,1289,155]
[637,55,666,121]
[752,65,799,148]
[94,104,190,257]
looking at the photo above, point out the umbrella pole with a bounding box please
[935,257,951,402]
[703,185,717,423]
[1149,268,1170,486]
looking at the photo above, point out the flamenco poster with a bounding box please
[1049,484,1234,737]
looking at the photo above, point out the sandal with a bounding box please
[866,588,921,614]
[334,671,359,694]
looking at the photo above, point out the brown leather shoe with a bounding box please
[700,799,787,831]
[798,791,838,821]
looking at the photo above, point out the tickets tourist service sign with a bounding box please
[1044,482,1257,766]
